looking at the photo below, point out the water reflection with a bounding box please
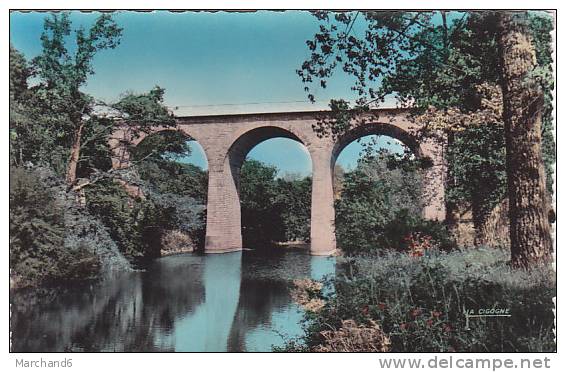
[171,253,241,351]
[10,249,335,352]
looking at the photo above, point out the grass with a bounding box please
[278,247,556,352]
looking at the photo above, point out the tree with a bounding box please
[235,159,315,246]
[496,12,552,267]
[298,11,554,265]
[31,13,122,186]
[333,151,443,254]
[274,175,312,242]
[9,45,29,102]
[9,45,31,165]
[239,160,284,246]
[10,44,71,172]
[298,11,508,235]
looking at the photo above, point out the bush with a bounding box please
[334,151,451,255]
[84,170,207,260]
[83,181,157,259]
[274,176,312,242]
[84,179,148,259]
[134,144,208,253]
[281,248,555,352]
[381,209,455,253]
[161,229,196,255]
[10,166,128,287]
[146,191,206,251]
[336,197,454,255]
[10,167,66,286]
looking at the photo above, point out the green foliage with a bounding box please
[240,160,284,246]
[138,162,207,250]
[131,130,191,162]
[299,11,556,233]
[32,12,121,131]
[34,13,121,89]
[9,45,29,102]
[84,180,156,259]
[335,170,395,254]
[275,176,312,241]
[9,167,101,287]
[75,117,115,178]
[381,210,455,252]
[9,44,67,171]
[10,167,65,285]
[334,151,452,254]
[113,86,175,131]
[134,132,208,249]
[528,12,556,194]
[447,123,507,222]
[239,160,312,247]
[10,13,191,287]
[138,160,208,202]
[283,248,555,352]
[10,13,123,175]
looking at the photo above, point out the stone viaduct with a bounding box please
[109,108,446,256]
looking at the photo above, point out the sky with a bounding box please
[10,10,404,176]
[179,136,404,177]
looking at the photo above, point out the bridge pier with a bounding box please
[310,148,337,256]
[420,137,447,221]
[204,160,243,253]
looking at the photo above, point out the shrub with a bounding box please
[10,167,65,286]
[135,150,207,252]
[381,209,455,253]
[334,152,454,255]
[290,279,326,313]
[314,319,391,352]
[10,166,129,287]
[84,179,147,259]
[56,243,101,280]
[282,248,555,352]
[161,229,196,255]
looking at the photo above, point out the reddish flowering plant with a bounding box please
[402,232,435,257]
[410,308,423,318]
[378,302,387,311]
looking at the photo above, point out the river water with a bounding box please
[10,249,336,352]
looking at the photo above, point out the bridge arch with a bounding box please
[204,125,313,253]
[332,121,445,220]
[227,126,309,191]
[331,122,424,172]
[110,124,212,171]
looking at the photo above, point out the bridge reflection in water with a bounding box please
[10,249,336,352]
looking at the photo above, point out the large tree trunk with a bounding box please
[497,12,552,267]
[65,121,84,186]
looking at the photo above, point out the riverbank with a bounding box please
[280,247,556,352]
[273,241,309,250]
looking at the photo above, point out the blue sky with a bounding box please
[180,136,404,177]
[10,10,404,176]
